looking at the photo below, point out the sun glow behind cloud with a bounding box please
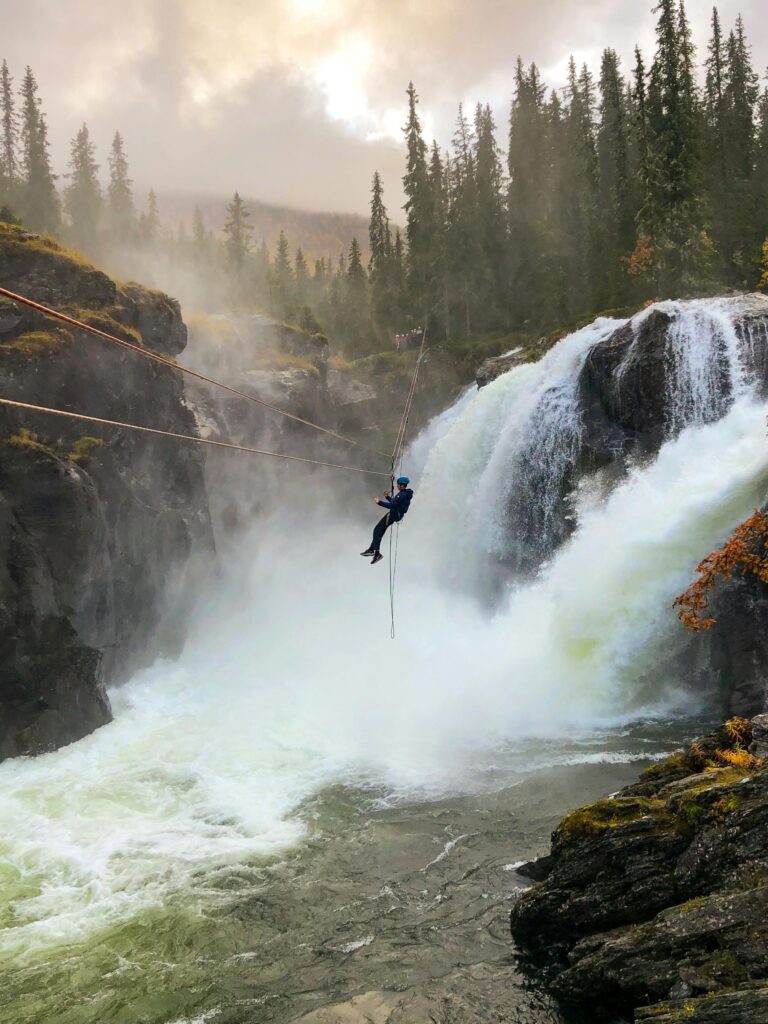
[3,0,766,213]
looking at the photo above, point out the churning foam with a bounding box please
[1,298,767,958]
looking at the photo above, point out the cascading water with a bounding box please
[3,297,768,1023]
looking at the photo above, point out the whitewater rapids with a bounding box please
[1,297,767,972]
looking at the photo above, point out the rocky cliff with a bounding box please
[0,224,214,760]
[511,716,768,1023]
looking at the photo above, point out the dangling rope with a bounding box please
[388,327,428,638]
[0,397,391,477]
[0,287,391,460]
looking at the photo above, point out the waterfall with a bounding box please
[417,297,766,583]
[1,298,768,964]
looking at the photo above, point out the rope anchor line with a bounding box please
[0,398,391,477]
[387,326,428,639]
[0,286,391,460]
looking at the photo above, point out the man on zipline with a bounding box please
[361,476,414,564]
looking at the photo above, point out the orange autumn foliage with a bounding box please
[628,235,655,277]
[674,509,768,633]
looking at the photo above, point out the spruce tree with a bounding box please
[597,49,634,304]
[508,61,550,322]
[344,236,370,351]
[474,104,508,326]
[140,188,160,246]
[752,88,768,282]
[65,123,102,253]
[645,0,706,292]
[402,82,433,319]
[446,103,481,335]
[223,192,253,306]
[18,67,59,234]
[0,60,18,209]
[368,170,396,336]
[270,229,294,320]
[294,246,309,306]
[107,131,135,244]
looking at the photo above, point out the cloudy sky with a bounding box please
[2,0,766,216]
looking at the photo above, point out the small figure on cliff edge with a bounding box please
[361,476,414,564]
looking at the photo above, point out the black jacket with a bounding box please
[377,488,413,521]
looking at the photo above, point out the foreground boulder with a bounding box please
[511,717,768,1022]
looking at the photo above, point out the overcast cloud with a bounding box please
[2,0,766,215]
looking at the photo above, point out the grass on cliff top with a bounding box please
[0,328,73,356]
[62,306,143,346]
[0,222,98,272]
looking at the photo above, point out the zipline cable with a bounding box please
[0,287,391,460]
[0,397,391,477]
[388,327,428,638]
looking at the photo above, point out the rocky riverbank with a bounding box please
[511,715,768,1023]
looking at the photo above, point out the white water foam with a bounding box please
[1,300,767,959]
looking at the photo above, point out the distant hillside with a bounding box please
[155,191,383,263]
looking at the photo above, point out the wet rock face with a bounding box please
[0,226,214,759]
[577,295,768,474]
[511,718,768,1023]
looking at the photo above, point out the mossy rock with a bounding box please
[68,436,105,464]
[5,428,57,460]
[1,328,73,356]
[554,795,675,847]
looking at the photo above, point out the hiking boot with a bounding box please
[371,551,383,565]
[360,549,374,556]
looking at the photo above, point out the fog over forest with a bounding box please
[2,0,767,214]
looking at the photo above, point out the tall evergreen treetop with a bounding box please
[0,60,18,203]
[18,66,59,233]
[65,123,102,252]
[223,191,253,269]
[107,131,135,242]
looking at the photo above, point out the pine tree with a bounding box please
[428,142,449,337]
[596,49,634,304]
[645,0,706,292]
[64,123,102,253]
[344,236,370,351]
[270,229,294,320]
[368,170,396,336]
[223,192,253,306]
[191,205,211,266]
[474,104,508,326]
[107,131,135,244]
[0,60,18,209]
[402,82,433,319]
[140,188,160,246]
[294,246,309,306]
[446,103,481,335]
[18,67,59,233]
[561,58,600,312]
[508,61,551,322]
[752,88,768,283]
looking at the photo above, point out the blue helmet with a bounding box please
[396,476,410,486]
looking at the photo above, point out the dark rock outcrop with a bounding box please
[476,347,528,388]
[578,295,768,474]
[0,224,214,759]
[511,718,768,1023]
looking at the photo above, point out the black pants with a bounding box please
[371,512,394,552]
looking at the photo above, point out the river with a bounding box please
[1,299,767,1023]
